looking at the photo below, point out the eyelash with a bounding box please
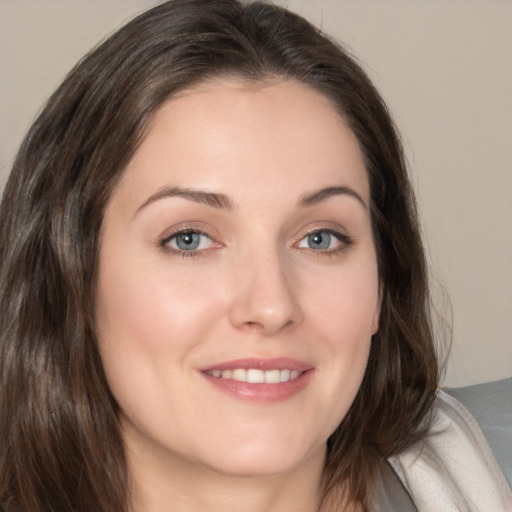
[158,227,354,258]
[296,228,354,257]
[159,228,218,258]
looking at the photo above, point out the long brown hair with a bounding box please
[0,1,439,510]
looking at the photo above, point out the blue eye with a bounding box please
[164,231,213,252]
[297,230,347,251]
[306,232,332,250]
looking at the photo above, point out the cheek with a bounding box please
[94,255,225,423]
[96,252,223,355]
[301,257,380,344]
[297,257,378,416]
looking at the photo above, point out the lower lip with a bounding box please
[201,370,314,402]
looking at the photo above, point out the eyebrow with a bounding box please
[135,184,367,216]
[136,186,235,215]
[298,186,368,209]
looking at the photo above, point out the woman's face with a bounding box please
[96,80,380,478]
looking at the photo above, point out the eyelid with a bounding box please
[156,222,353,257]
[158,223,223,256]
[293,225,354,253]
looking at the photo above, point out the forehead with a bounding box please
[113,79,369,210]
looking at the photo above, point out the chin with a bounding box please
[196,432,326,478]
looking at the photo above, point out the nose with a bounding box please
[228,248,303,336]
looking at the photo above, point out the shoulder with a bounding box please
[387,378,512,511]
[444,376,512,488]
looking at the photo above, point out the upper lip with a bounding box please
[202,357,313,372]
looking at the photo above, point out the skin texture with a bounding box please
[96,80,379,512]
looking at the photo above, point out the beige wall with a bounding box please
[1,1,511,387]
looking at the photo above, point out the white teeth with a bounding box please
[232,369,246,382]
[280,369,290,382]
[247,369,265,383]
[207,368,303,383]
[265,369,281,383]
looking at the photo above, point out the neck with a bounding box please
[126,440,334,512]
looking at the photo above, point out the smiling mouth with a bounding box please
[201,358,313,401]
[204,368,303,383]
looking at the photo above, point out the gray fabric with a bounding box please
[444,377,512,490]
[373,460,417,511]
[389,390,512,510]
[376,378,512,509]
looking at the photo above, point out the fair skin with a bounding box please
[96,79,380,512]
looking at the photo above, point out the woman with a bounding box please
[0,1,509,511]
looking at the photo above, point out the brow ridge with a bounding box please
[298,186,367,209]
[136,186,234,214]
